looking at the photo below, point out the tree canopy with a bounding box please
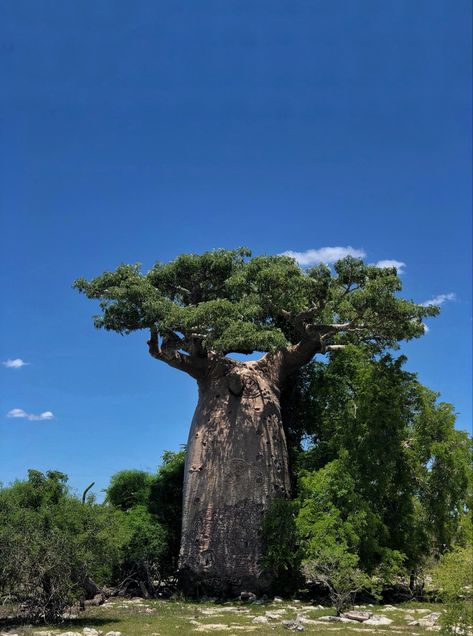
[74,248,438,375]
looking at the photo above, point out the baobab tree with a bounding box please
[74,248,437,595]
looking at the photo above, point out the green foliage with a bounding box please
[149,450,185,573]
[261,498,302,595]
[431,545,473,634]
[302,550,374,615]
[116,505,168,597]
[106,469,153,511]
[74,249,437,356]
[0,454,184,619]
[0,470,123,622]
[411,389,473,555]
[281,347,472,591]
[106,450,185,583]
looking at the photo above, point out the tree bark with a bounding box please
[178,357,291,596]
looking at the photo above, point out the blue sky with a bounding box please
[1,1,471,498]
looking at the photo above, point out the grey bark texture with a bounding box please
[178,358,291,596]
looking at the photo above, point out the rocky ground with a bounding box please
[0,598,453,636]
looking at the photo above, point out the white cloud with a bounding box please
[7,408,54,421]
[422,323,430,333]
[374,259,406,274]
[421,293,456,307]
[2,358,30,369]
[282,246,366,267]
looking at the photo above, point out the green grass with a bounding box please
[1,599,447,636]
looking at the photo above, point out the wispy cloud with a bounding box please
[7,408,54,421]
[282,246,366,267]
[421,293,456,307]
[2,358,30,369]
[374,259,406,274]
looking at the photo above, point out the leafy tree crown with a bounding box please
[74,248,438,358]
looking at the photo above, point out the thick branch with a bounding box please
[263,325,351,383]
[147,327,209,379]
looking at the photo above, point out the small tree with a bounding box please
[303,550,373,614]
[106,470,153,511]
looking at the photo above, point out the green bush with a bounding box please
[0,470,123,622]
[431,546,473,635]
[261,498,302,595]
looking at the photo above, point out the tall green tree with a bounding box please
[283,347,472,583]
[75,248,436,595]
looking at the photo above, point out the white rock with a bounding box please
[342,610,372,622]
[409,612,442,627]
[83,629,102,636]
[252,616,269,624]
[274,596,283,602]
[105,632,122,636]
[298,617,325,625]
[318,615,358,623]
[364,615,393,626]
[281,620,305,632]
[57,632,82,636]
[266,609,287,619]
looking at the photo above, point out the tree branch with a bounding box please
[147,327,209,379]
[263,336,324,383]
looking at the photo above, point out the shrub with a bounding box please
[0,470,123,622]
[431,546,473,635]
[261,498,302,595]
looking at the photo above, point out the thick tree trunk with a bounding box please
[178,359,291,596]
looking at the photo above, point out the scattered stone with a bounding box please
[105,632,122,636]
[252,616,269,624]
[364,615,393,626]
[252,598,267,605]
[57,632,82,636]
[342,611,372,622]
[281,619,304,632]
[409,612,442,627]
[265,609,287,619]
[298,617,326,625]
[240,591,256,603]
[62,613,79,620]
[33,632,52,636]
[274,596,283,602]
[83,629,102,636]
[319,615,358,623]
[404,614,416,621]
[382,605,397,612]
